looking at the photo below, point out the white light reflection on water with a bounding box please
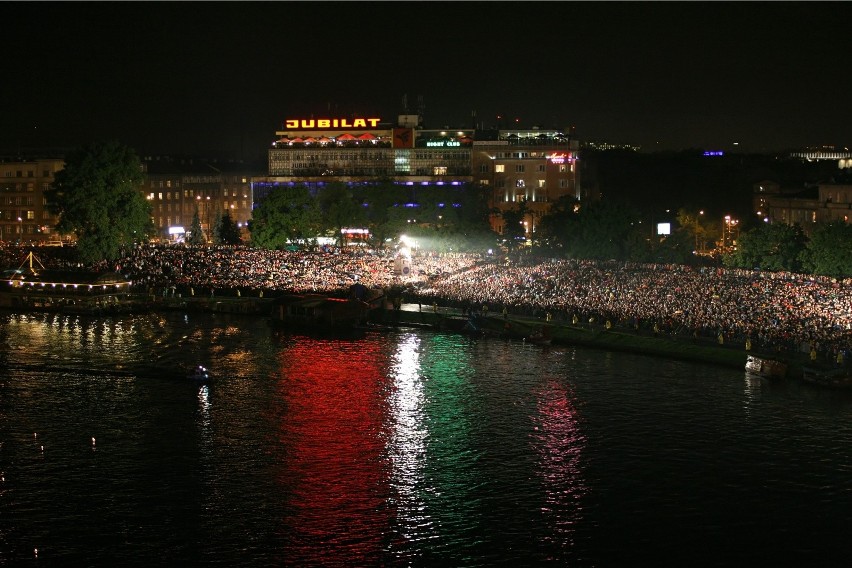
[386,332,430,550]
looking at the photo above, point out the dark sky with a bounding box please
[3,2,851,160]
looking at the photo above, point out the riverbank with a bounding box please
[373,303,814,378]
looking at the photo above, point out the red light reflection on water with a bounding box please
[273,335,393,566]
[530,378,588,556]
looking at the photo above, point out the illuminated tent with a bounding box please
[290,137,304,143]
[304,137,317,143]
[357,132,377,140]
[337,133,356,141]
[317,136,333,144]
[276,137,291,144]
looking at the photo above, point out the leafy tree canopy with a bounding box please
[723,221,807,272]
[46,141,153,263]
[800,221,852,278]
[248,186,320,250]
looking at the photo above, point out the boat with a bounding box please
[801,366,852,389]
[271,293,373,330]
[187,365,212,382]
[744,354,788,378]
[1,251,147,314]
[525,325,552,346]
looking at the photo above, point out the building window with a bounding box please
[479,164,488,173]
[538,180,546,188]
[537,164,545,172]
[515,165,525,173]
[516,179,525,188]
[495,164,505,173]
[559,165,567,172]
[434,166,447,175]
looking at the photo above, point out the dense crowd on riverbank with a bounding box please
[3,243,850,359]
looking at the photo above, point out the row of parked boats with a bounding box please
[745,354,852,389]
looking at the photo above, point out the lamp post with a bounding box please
[17,216,22,244]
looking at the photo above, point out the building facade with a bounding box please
[143,157,260,242]
[470,128,580,236]
[754,179,852,234]
[0,158,65,244]
[255,115,582,238]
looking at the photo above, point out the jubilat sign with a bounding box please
[284,117,381,129]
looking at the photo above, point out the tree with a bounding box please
[800,221,852,277]
[571,199,640,260]
[317,183,364,246]
[215,209,243,245]
[186,209,205,245]
[248,186,320,250]
[537,195,581,255]
[500,200,529,251]
[46,141,152,263]
[723,222,807,272]
[210,210,223,245]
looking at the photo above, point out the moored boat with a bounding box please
[745,354,788,378]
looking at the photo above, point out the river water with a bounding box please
[1,310,852,567]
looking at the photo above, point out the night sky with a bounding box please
[3,2,850,160]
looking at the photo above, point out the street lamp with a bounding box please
[17,217,22,243]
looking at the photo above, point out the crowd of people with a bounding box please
[412,258,852,357]
[4,243,850,359]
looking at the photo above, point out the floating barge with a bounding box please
[1,252,149,314]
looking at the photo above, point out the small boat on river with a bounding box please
[745,355,788,378]
[187,365,212,382]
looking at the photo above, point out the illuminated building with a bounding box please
[470,128,580,237]
[753,179,852,233]
[254,114,583,238]
[254,114,475,206]
[0,158,65,244]
[142,157,261,241]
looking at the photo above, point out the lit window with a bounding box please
[495,164,505,173]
